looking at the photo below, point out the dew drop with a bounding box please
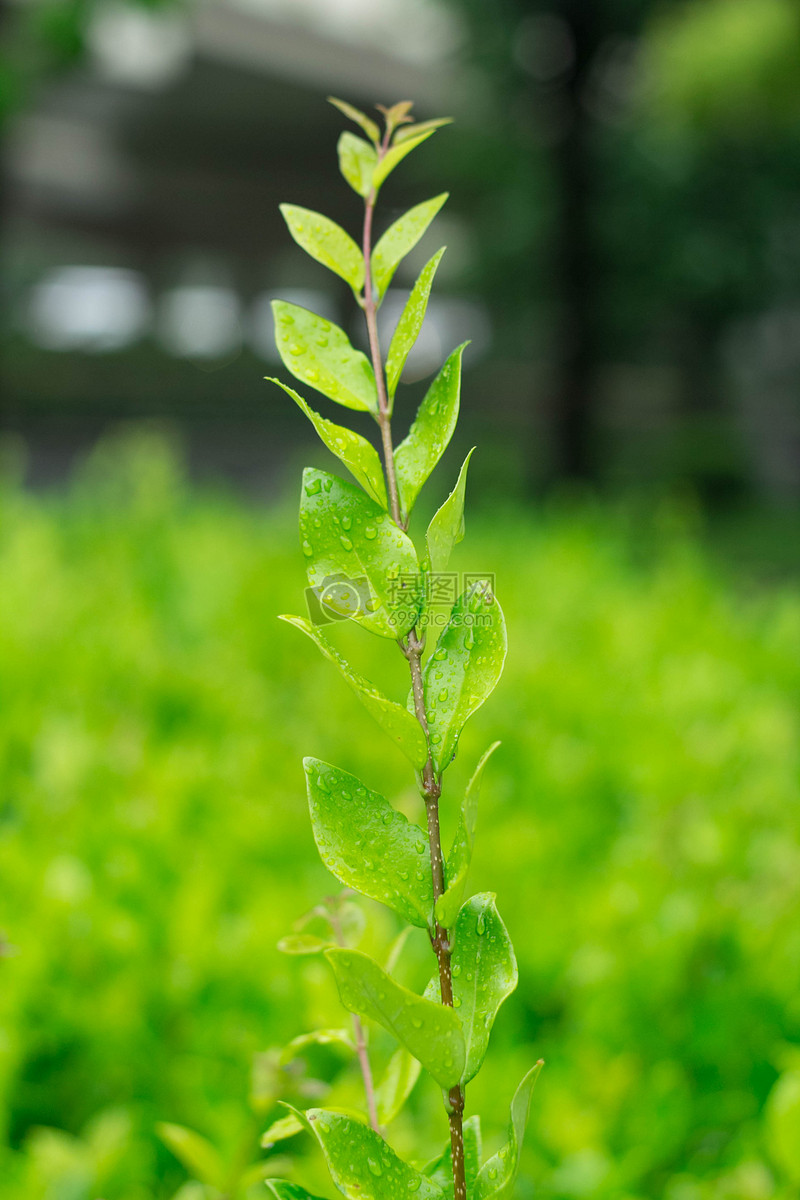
[304,477,322,496]
[340,535,354,551]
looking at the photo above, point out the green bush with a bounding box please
[1,432,799,1198]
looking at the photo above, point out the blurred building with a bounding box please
[2,0,483,490]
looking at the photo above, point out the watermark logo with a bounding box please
[305,573,374,625]
[305,571,496,628]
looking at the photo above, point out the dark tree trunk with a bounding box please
[547,0,603,483]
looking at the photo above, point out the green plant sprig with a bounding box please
[267,97,542,1200]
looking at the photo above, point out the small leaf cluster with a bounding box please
[264,97,542,1200]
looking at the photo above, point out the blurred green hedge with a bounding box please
[1,432,799,1199]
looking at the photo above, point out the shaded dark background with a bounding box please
[3,0,799,505]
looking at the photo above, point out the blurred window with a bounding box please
[27,267,150,352]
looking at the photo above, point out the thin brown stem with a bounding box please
[329,907,381,1134]
[407,637,466,1198]
[362,137,403,527]
[360,126,467,1200]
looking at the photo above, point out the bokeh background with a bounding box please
[2,1,800,1197]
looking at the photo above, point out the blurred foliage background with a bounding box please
[2,433,800,1199]
[2,0,800,1197]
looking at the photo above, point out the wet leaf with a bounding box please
[265,1181,329,1200]
[337,131,377,197]
[325,948,465,1088]
[299,468,421,639]
[373,130,437,191]
[394,344,466,517]
[436,742,500,929]
[385,248,446,403]
[156,1123,226,1190]
[473,1062,543,1200]
[279,205,364,294]
[304,759,433,927]
[279,617,427,768]
[372,194,448,301]
[449,894,517,1083]
[419,581,507,771]
[328,95,380,144]
[374,1048,422,1125]
[294,1106,446,1199]
[268,380,386,507]
[272,301,377,413]
[426,448,474,576]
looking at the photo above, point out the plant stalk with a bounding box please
[360,151,467,1200]
[329,906,381,1133]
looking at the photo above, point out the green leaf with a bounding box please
[328,95,380,144]
[279,205,365,295]
[304,759,433,928]
[473,1062,544,1200]
[277,932,332,955]
[450,894,518,1084]
[297,1107,446,1200]
[394,117,453,143]
[426,448,474,576]
[423,1115,482,1198]
[379,100,414,133]
[272,301,377,413]
[436,742,500,929]
[421,582,507,771]
[299,468,422,639]
[372,130,437,192]
[394,344,466,517]
[279,617,427,767]
[261,1113,304,1148]
[265,1181,329,1200]
[268,379,386,507]
[372,194,448,301]
[375,1048,422,1125]
[766,1070,800,1182]
[337,131,377,197]
[156,1123,226,1190]
[338,899,367,946]
[325,948,465,1089]
[385,248,446,403]
[280,1029,355,1064]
